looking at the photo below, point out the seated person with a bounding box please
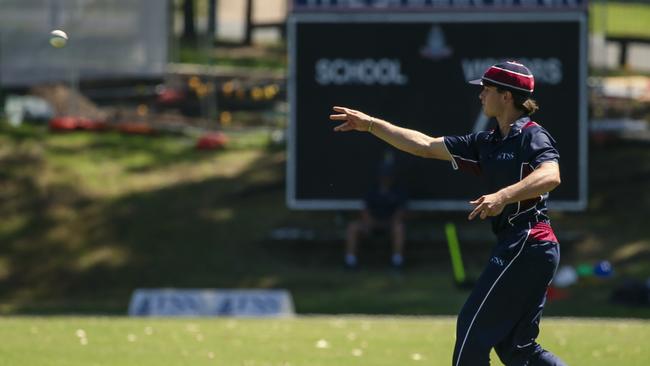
[344,168,407,269]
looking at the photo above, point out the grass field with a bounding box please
[590,2,650,38]
[0,316,648,366]
[1,122,650,318]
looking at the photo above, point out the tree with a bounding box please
[208,0,218,40]
[182,0,196,40]
[244,0,253,45]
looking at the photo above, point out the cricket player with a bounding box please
[330,61,567,366]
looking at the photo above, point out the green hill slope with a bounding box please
[1,123,649,317]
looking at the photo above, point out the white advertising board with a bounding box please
[128,289,295,317]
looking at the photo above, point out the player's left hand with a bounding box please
[468,192,506,220]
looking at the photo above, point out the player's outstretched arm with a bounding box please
[330,106,451,161]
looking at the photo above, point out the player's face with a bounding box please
[479,85,505,117]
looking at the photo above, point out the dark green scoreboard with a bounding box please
[287,12,587,211]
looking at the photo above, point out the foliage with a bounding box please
[590,2,650,38]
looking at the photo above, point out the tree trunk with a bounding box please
[243,0,253,45]
[207,0,217,40]
[182,0,196,40]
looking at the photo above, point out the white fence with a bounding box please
[0,0,169,87]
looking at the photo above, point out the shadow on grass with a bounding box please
[0,123,287,313]
[47,132,215,173]
[1,123,650,318]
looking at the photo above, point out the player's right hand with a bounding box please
[330,106,373,132]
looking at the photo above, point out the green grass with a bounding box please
[0,123,287,313]
[1,122,649,319]
[590,2,650,39]
[0,316,648,366]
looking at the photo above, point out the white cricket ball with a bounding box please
[49,29,68,48]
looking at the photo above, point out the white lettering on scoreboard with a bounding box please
[128,289,295,317]
[462,58,563,85]
[315,58,408,86]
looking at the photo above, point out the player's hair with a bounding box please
[511,93,539,116]
[483,80,539,115]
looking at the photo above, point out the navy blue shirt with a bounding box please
[443,116,560,234]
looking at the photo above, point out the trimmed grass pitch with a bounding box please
[0,316,648,366]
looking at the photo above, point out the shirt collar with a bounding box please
[490,115,530,142]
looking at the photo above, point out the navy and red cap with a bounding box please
[469,61,535,95]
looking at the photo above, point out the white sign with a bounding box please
[128,289,295,317]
